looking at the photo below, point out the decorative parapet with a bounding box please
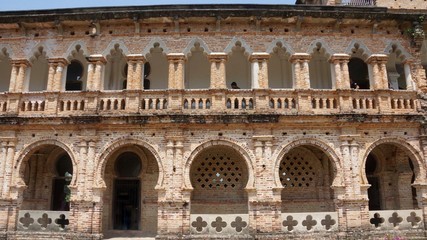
[17,210,69,232]
[368,210,423,230]
[281,212,338,232]
[190,214,249,235]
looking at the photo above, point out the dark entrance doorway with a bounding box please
[51,154,73,211]
[113,179,140,230]
[113,152,142,230]
[366,153,381,210]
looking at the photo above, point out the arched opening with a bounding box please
[66,45,88,91]
[190,145,249,214]
[185,42,210,89]
[268,42,292,89]
[28,47,49,92]
[279,145,335,212]
[365,143,418,210]
[0,48,12,92]
[145,43,168,89]
[21,145,73,211]
[65,60,84,91]
[348,58,370,89]
[102,146,159,238]
[104,44,127,90]
[309,43,332,89]
[226,42,251,89]
[387,46,408,90]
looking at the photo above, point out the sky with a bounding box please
[0,0,296,11]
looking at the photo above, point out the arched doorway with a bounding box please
[365,144,418,210]
[279,145,335,212]
[348,57,370,89]
[102,145,159,237]
[21,145,73,211]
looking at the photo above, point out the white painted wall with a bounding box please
[0,56,11,92]
[309,52,332,89]
[268,53,292,89]
[185,49,210,89]
[146,48,168,89]
[226,47,250,89]
[28,55,48,92]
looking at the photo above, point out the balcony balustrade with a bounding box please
[17,210,69,232]
[0,89,418,118]
[339,0,376,6]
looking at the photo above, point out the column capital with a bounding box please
[126,54,146,63]
[249,52,270,62]
[166,53,185,62]
[289,53,311,63]
[87,54,107,64]
[208,52,228,62]
[329,53,351,63]
[366,54,388,64]
[48,57,69,65]
[10,59,30,67]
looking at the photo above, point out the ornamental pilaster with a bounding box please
[86,55,106,91]
[289,53,311,89]
[329,54,351,89]
[10,59,30,92]
[366,54,388,90]
[126,54,146,90]
[249,52,270,89]
[47,58,68,91]
[167,53,185,89]
[208,52,228,89]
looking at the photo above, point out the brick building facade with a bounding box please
[0,0,427,239]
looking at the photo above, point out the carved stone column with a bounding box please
[249,53,270,89]
[10,59,30,92]
[167,53,185,89]
[329,54,351,89]
[208,53,228,89]
[289,53,311,89]
[46,58,68,91]
[86,55,106,91]
[249,135,282,235]
[367,54,388,90]
[126,54,145,90]
[158,134,189,238]
[403,59,415,90]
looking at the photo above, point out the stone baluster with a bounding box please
[249,52,270,89]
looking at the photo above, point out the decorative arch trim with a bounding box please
[0,44,14,59]
[345,40,373,61]
[306,39,335,58]
[25,42,53,61]
[62,41,90,61]
[142,38,170,57]
[360,137,425,185]
[272,137,343,188]
[14,139,78,188]
[182,37,212,56]
[101,40,130,58]
[94,137,164,190]
[383,41,413,62]
[224,37,253,55]
[183,138,255,190]
[266,39,295,55]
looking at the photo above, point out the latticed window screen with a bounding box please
[191,149,246,190]
[279,149,319,188]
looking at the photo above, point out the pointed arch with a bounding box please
[94,137,164,190]
[345,40,372,61]
[266,39,295,56]
[142,38,170,57]
[183,37,212,57]
[62,41,90,61]
[14,139,79,188]
[101,40,130,58]
[26,43,53,61]
[183,138,255,190]
[384,41,413,62]
[306,39,335,59]
[272,137,343,189]
[0,44,14,59]
[224,37,253,55]
[360,137,425,185]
